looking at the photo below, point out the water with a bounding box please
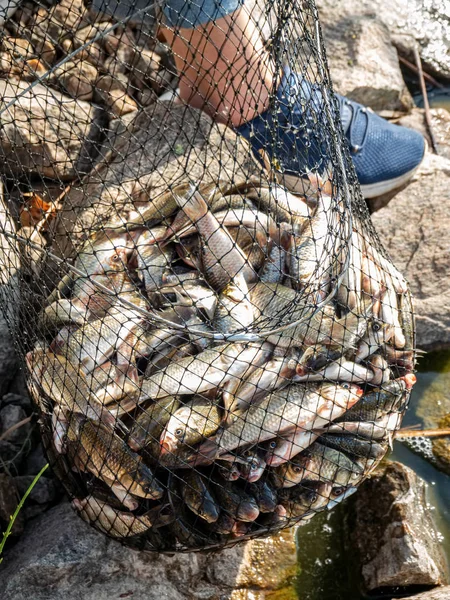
[413,88,450,112]
[290,351,450,600]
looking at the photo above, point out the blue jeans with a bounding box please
[90,0,245,29]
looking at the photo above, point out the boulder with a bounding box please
[345,461,448,594]
[0,79,105,181]
[0,501,298,600]
[319,13,412,112]
[397,108,450,163]
[371,153,450,350]
[403,587,450,600]
[317,0,450,80]
[0,404,30,446]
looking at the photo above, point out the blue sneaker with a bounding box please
[237,67,426,198]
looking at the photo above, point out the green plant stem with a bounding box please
[0,462,49,563]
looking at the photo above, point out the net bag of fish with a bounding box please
[0,0,417,551]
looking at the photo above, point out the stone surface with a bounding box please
[317,0,450,79]
[0,79,105,180]
[0,502,298,600]
[0,404,30,446]
[319,13,412,111]
[397,108,450,163]
[403,586,450,600]
[14,475,58,505]
[432,414,450,476]
[345,461,448,593]
[371,153,450,350]
[0,472,23,536]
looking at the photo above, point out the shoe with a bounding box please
[237,67,426,198]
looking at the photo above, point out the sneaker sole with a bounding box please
[360,161,425,198]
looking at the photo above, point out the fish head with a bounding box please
[129,462,163,499]
[319,382,363,408]
[26,348,46,380]
[218,462,241,481]
[264,437,289,466]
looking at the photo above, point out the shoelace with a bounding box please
[340,98,370,154]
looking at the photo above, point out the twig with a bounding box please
[413,46,439,154]
[0,416,32,442]
[396,428,450,439]
[398,55,445,90]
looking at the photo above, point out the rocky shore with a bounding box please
[0,0,449,599]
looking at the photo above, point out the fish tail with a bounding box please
[177,187,209,222]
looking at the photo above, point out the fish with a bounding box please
[355,317,395,362]
[366,354,392,386]
[159,397,222,455]
[73,496,172,537]
[259,224,291,284]
[213,274,254,334]
[181,471,220,523]
[223,351,302,419]
[248,282,374,350]
[52,306,143,374]
[26,349,116,428]
[335,379,407,423]
[336,229,364,313]
[381,285,406,349]
[248,479,278,513]
[277,480,334,518]
[66,414,163,505]
[128,396,181,451]
[318,433,387,461]
[135,227,173,293]
[264,430,320,467]
[271,443,363,489]
[140,342,272,400]
[212,481,260,522]
[197,382,362,459]
[326,411,403,441]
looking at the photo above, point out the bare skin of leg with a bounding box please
[159,8,275,128]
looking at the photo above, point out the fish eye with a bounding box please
[292,466,302,474]
[332,486,345,497]
[174,428,184,438]
[372,321,382,332]
[341,383,350,389]
[110,254,121,262]
[309,493,318,504]
[269,441,277,449]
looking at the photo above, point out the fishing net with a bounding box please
[0,0,416,552]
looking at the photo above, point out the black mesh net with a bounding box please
[0,0,416,552]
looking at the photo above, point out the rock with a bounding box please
[1,393,31,408]
[23,444,48,476]
[0,473,23,536]
[14,476,57,505]
[402,587,450,600]
[51,59,99,101]
[0,440,22,471]
[0,501,299,600]
[370,153,450,350]
[432,414,450,476]
[319,13,412,111]
[0,404,30,446]
[0,79,105,181]
[317,0,450,80]
[397,108,450,163]
[345,461,448,594]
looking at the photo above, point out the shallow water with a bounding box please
[289,351,450,600]
[414,88,450,112]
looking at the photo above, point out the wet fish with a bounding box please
[160,398,222,455]
[335,379,407,423]
[197,383,362,459]
[264,430,320,467]
[140,342,272,400]
[248,479,278,513]
[271,442,363,489]
[277,480,333,518]
[26,349,115,427]
[366,353,392,386]
[355,317,395,362]
[212,481,260,522]
[135,227,173,293]
[259,224,291,284]
[73,496,172,537]
[174,187,253,290]
[213,274,254,334]
[181,471,220,523]
[67,414,163,505]
[128,396,180,451]
[318,433,387,461]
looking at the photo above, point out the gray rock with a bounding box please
[397,108,450,163]
[319,13,412,111]
[23,444,48,476]
[0,80,105,181]
[345,461,448,594]
[0,440,22,471]
[0,404,30,446]
[317,0,450,79]
[1,393,31,409]
[14,476,58,505]
[371,153,450,350]
[403,586,450,600]
[0,473,23,536]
